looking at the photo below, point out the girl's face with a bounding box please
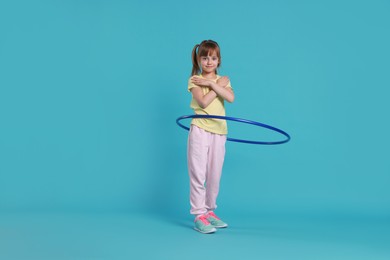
[199,51,219,74]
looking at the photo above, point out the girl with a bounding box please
[187,40,234,234]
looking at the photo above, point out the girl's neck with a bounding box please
[201,71,217,79]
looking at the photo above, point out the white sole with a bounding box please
[214,224,228,228]
[194,227,217,234]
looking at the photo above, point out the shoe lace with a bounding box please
[197,215,211,225]
[207,212,220,220]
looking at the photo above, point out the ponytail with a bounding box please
[191,44,200,76]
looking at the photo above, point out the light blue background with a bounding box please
[1,0,390,259]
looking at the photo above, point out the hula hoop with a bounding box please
[176,115,290,145]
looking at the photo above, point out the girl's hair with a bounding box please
[191,40,221,76]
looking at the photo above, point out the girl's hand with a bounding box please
[191,76,215,88]
[217,76,229,87]
[191,75,234,104]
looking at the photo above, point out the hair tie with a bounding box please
[195,44,200,54]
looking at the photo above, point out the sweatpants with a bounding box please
[187,124,227,216]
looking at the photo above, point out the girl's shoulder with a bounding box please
[217,74,230,78]
[217,75,230,81]
[188,74,200,80]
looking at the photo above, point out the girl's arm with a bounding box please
[191,87,218,109]
[191,76,235,103]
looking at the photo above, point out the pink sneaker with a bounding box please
[194,215,217,234]
[206,212,228,228]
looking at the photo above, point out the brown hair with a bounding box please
[191,40,221,76]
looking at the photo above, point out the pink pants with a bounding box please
[187,125,227,215]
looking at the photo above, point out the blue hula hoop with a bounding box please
[176,115,290,145]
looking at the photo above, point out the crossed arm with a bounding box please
[190,76,235,109]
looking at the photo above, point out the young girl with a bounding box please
[187,40,235,234]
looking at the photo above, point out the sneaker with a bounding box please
[194,215,217,234]
[206,212,228,228]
